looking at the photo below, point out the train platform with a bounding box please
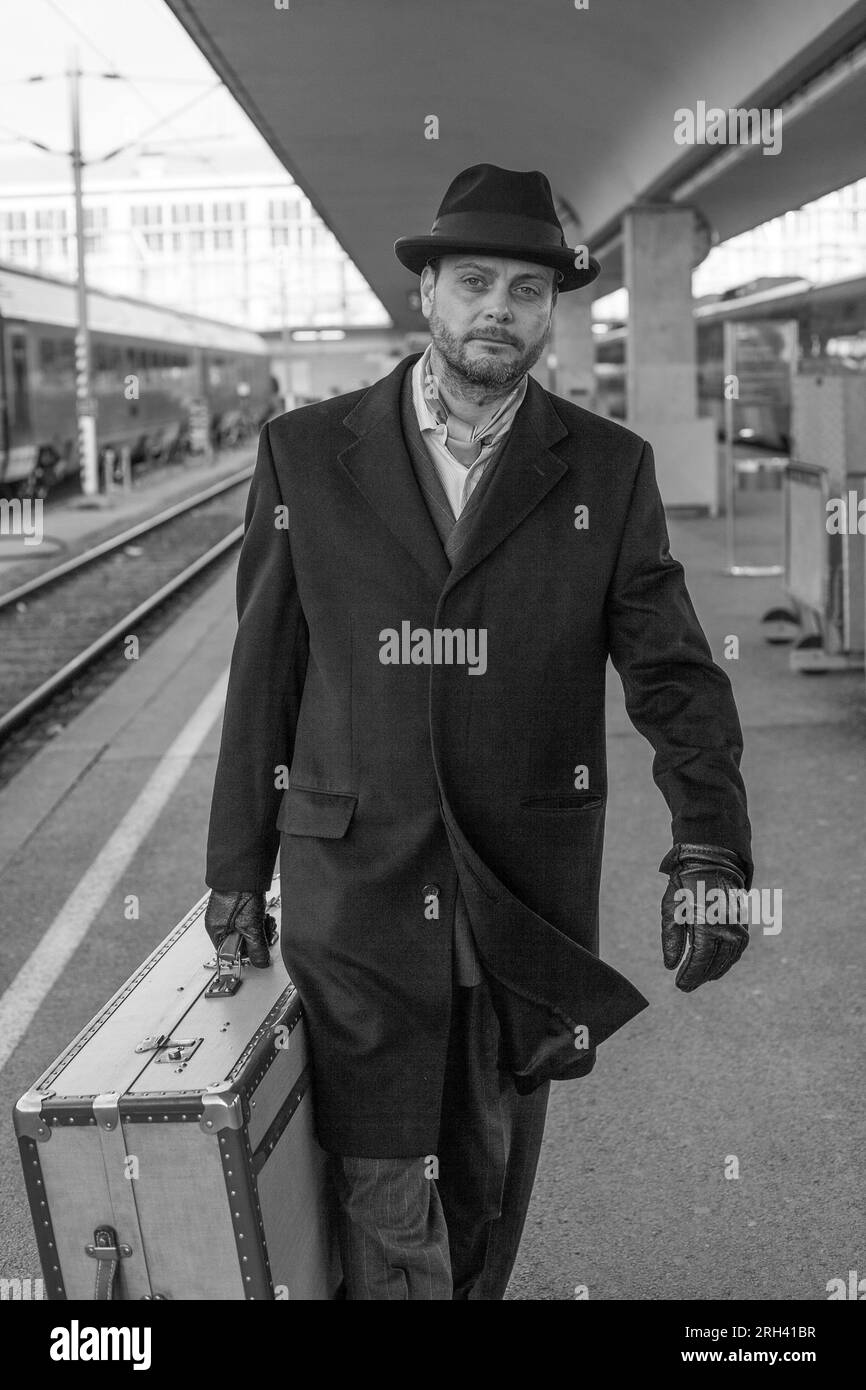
[0,492,863,1301]
[0,444,256,595]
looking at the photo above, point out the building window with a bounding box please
[1,210,26,231]
[213,229,234,249]
[131,205,163,226]
[35,208,67,230]
[270,226,289,247]
[268,197,299,222]
[83,207,108,230]
[172,202,204,224]
[144,232,164,251]
[213,201,244,223]
[84,234,106,254]
[189,230,205,251]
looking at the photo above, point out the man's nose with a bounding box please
[482,292,512,321]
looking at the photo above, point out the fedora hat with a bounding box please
[395,163,600,292]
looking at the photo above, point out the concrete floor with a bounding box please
[510,499,866,1301]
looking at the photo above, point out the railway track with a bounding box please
[0,466,253,748]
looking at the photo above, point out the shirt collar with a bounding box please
[413,344,528,444]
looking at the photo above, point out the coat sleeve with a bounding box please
[605,440,753,885]
[206,421,309,892]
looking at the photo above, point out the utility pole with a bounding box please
[69,49,98,496]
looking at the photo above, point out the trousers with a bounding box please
[330,979,550,1300]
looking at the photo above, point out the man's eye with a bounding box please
[516,285,540,296]
[461,277,485,288]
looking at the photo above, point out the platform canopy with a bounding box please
[166,0,866,324]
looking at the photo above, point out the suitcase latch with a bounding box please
[135,1035,203,1063]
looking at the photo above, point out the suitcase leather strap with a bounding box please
[86,1226,129,1300]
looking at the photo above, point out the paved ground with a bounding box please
[0,476,863,1301]
[510,495,866,1301]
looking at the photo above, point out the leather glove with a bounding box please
[204,890,273,969]
[659,843,749,992]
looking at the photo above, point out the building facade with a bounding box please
[0,149,389,331]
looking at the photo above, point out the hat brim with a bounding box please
[394,236,600,291]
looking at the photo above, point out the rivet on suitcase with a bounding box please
[13,880,342,1301]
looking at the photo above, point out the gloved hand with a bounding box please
[659,843,749,992]
[204,890,272,969]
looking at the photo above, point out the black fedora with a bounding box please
[395,163,600,292]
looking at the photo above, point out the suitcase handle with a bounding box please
[205,930,245,998]
[205,917,278,999]
[85,1225,131,1300]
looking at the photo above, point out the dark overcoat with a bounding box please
[206,353,752,1156]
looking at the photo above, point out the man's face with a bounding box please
[419,255,558,390]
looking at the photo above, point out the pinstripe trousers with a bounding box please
[331,980,550,1300]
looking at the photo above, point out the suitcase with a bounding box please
[13,880,342,1301]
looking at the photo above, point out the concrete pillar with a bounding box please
[550,291,596,410]
[623,202,717,511]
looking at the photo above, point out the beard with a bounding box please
[428,310,551,390]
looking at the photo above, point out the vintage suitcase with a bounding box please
[13,880,342,1301]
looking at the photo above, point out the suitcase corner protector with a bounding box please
[14,1091,52,1142]
[200,1081,245,1134]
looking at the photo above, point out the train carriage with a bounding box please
[0,262,272,494]
[593,272,866,448]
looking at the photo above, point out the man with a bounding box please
[205,164,752,1300]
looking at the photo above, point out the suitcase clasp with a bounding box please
[135,1034,203,1063]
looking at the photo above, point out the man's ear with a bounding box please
[419,265,436,319]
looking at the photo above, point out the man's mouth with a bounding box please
[468,335,519,347]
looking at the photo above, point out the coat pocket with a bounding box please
[519,791,604,812]
[276,785,358,838]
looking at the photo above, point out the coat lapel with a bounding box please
[339,356,571,597]
[339,356,450,593]
[442,375,569,597]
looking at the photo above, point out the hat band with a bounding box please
[429,210,566,249]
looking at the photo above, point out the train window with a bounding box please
[95,343,121,374]
[10,333,31,431]
[42,337,75,389]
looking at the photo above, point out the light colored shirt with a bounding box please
[411,344,528,518]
